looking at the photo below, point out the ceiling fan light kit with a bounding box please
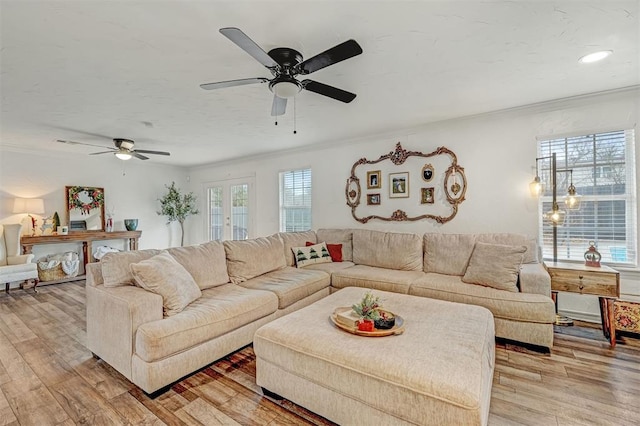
[201,27,362,118]
[55,138,170,161]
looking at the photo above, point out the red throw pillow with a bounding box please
[306,241,343,262]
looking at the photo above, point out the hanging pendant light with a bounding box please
[563,170,581,210]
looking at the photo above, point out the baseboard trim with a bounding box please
[558,309,601,324]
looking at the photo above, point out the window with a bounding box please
[280,168,312,232]
[537,129,637,265]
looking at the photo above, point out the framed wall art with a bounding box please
[367,170,381,189]
[389,172,409,198]
[421,187,435,204]
[422,164,434,182]
[367,193,381,205]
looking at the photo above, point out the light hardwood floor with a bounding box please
[1,281,639,426]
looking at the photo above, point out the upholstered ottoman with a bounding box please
[254,287,495,425]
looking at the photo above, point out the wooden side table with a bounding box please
[545,261,620,347]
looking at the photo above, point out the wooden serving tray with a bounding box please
[330,307,405,337]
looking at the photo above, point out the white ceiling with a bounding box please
[1,1,638,167]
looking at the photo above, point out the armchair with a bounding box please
[1,224,38,293]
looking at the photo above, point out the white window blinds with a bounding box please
[538,129,637,265]
[280,168,312,232]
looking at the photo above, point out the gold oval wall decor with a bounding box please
[345,142,467,224]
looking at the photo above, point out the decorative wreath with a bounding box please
[68,186,104,215]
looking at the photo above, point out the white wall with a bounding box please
[187,87,640,321]
[0,149,188,286]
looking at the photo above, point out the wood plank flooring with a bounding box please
[1,281,639,425]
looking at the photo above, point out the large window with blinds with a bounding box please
[280,168,312,232]
[537,129,637,265]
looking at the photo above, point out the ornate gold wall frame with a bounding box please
[345,142,467,224]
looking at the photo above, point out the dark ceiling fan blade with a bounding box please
[271,95,287,116]
[200,77,269,90]
[219,27,279,69]
[89,151,115,155]
[56,139,113,149]
[296,39,362,75]
[132,152,150,160]
[301,79,357,103]
[135,149,171,156]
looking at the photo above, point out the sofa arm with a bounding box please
[86,284,163,380]
[7,254,35,265]
[519,263,551,297]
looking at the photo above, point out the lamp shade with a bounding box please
[13,198,45,214]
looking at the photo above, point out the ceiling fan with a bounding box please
[200,27,363,116]
[56,138,170,161]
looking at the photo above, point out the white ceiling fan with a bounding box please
[56,138,170,161]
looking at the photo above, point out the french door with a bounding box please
[205,177,254,241]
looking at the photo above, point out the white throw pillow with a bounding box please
[130,251,201,317]
[291,242,333,268]
[462,242,526,292]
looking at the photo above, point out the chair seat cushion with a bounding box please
[0,262,38,282]
[135,284,278,362]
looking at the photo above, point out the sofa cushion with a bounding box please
[476,233,538,264]
[278,231,317,266]
[424,233,477,275]
[331,264,424,294]
[304,261,355,274]
[130,251,202,317]
[167,241,229,290]
[101,249,162,287]
[409,273,555,323]
[236,266,330,309]
[135,284,278,362]
[224,235,286,284]
[352,229,423,271]
[292,242,332,268]
[306,241,342,262]
[462,242,526,292]
[316,229,353,262]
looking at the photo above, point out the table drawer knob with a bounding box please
[579,275,583,280]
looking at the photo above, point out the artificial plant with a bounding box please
[157,182,199,246]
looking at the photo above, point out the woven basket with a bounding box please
[37,252,80,282]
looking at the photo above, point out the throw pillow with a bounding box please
[292,242,333,268]
[462,242,526,292]
[306,241,343,262]
[130,251,202,317]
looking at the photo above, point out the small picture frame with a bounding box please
[422,164,434,182]
[421,187,435,204]
[367,170,381,189]
[389,172,409,198]
[367,193,381,205]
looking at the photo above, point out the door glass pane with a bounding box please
[208,186,223,241]
[231,184,249,240]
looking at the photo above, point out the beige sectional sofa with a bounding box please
[86,228,554,395]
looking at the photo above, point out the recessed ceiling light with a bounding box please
[578,50,613,64]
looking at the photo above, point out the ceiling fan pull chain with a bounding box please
[293,97,297,134]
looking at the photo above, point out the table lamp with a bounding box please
[13,198,45,236]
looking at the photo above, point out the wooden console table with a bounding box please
[545,261,620,347]
[21,230,142,285]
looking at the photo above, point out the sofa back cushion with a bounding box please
[167,241,229,290]
[316,229,353,262]
[476,233,538,264]
[277,231,317,266]
[352,229,422,271]
[224,235,286,284]
[101,249,162,287]
[424,233,477,275]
